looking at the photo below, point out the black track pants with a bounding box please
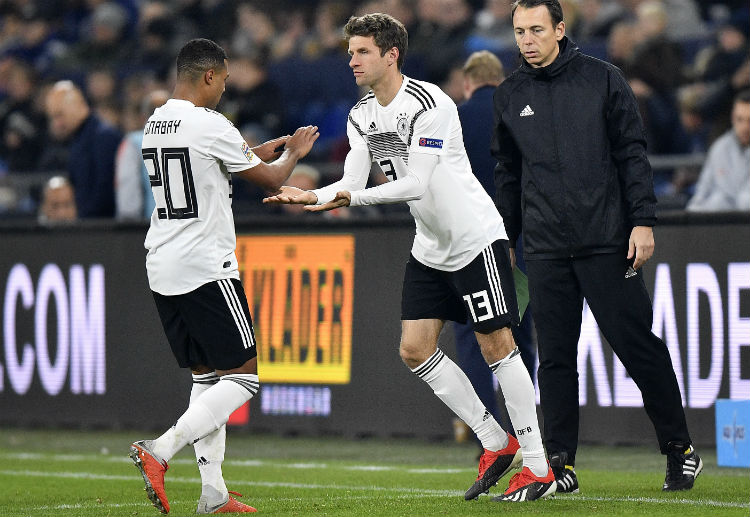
[527,253,691,464]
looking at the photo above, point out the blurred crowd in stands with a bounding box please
[0,0,747,222]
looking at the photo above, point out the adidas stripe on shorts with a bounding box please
[401,239,520,334]
[153,278,257,370]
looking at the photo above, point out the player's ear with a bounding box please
[388,47,399,67]
[204,69,214,86]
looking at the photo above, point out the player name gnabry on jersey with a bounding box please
[144,119,182,135]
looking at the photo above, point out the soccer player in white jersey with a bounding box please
[263,13,555,502]
[128,38,319,514]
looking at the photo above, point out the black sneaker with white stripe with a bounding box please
[663,442,702,491]
[549,452,579,493]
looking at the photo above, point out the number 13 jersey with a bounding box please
[348,76,507,271]
[142,99,262,295]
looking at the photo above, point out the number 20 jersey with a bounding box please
[142,99,262,295]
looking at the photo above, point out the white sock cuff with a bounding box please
[489,347,521,373]
[411,349,446,380]
[192,372,220,385]
[220,373,260,397]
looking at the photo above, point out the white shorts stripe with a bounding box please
[482,248,502,316]
[482,246,507,316]
[486,244,508,315]
[217,279,254,349]
[226,280,255,349]
[226,279,255,349]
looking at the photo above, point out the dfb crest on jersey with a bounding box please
[396,113,409,138]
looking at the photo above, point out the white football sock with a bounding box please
[412,349,508,451]
[152,373,259,462]
[490,348,547,476]
[190,373,228,500]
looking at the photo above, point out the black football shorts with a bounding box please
[401,240,519,334]
[152,278,257,370]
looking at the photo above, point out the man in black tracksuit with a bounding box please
[491,0,701,493]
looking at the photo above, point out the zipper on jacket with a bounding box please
[546,79,573,257]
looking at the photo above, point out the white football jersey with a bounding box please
[348,76,507,271]
[142,99,262,295]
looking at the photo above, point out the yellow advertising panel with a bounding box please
[236,235,354,384]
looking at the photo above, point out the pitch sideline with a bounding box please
[2,469,747,510]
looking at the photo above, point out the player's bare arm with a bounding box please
[236,125,319,191]
[252,135,289,162]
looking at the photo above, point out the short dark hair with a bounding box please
[176,38,228,81]
[511,0,564,26]
[735,88,750,106]
[343,13,408,70]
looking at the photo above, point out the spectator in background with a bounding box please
[220,52,284,136]
[0,59,45,172]
[230,3,279,61]
[687,89,750,211]
[1,7,61,75]
[630,1,684,94]
[689,13,750,141]
[676,84,711,153]
[38,175,77,224]
[467,0,516,53]
[299,1,349,59]
[440,63,467,104]
[459,51,504,194]
[44,80,122,218]
[115,88,169,220]
[55,2,133,75]
[620,0,707,42]
[573,0,628,43]
[628,1,689,157]
[606,20,640,70]
[85,68,121,128]
[129,16,179,82]
[410,0,475,84]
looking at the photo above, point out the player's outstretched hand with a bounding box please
[253,135,289,162]
[285,125,320,159]
[263,185,318,205]
[305,191,351,212]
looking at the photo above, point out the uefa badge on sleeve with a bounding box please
[241,142,255,162]
[418,137,443,149]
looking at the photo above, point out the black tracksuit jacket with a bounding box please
[492,37,657,260]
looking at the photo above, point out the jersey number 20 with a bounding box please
[142,147,198,219]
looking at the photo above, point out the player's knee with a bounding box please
[476,327,516,363]
[399,341,433,369]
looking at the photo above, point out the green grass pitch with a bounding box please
[0,429,747,516]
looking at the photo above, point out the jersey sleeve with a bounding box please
[347,113,370,152]
[208,121,263,173]
[409,106,452,156]
[312,147,371,205]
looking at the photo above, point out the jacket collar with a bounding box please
[519,36,579,78]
